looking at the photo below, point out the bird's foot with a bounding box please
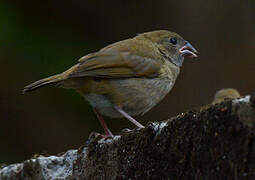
[88,131,114,140]
[121,128,132,133]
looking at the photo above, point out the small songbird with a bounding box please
[212,88,240,105]
[23,30,198,137]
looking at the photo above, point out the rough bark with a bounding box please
[1,93,255,180]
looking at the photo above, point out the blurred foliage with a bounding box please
[0,0,254,164]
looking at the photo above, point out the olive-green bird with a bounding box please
[23,30,198,137]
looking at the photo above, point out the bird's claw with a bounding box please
[121,128,132,133]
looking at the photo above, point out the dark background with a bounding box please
[0,0,254,164]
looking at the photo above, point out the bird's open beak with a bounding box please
[179,41,198,58]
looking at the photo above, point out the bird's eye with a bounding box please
[170,37,177,45]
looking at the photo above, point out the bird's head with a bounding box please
[139,30,198,67]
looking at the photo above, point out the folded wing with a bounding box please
[68,50,161,79]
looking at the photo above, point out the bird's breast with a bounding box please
[158,60,180,81]
[83,77,174,118]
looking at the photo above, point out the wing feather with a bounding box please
[68,50,161,78]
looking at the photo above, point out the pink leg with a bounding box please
[93,108,113,137]
[114,106,145,128]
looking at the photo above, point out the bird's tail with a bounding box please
[22,73,65,94]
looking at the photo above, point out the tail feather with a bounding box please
[23,73,65,94]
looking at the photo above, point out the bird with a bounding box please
[212,88,240,104]
[23,30,198,137]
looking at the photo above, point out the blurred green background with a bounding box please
[0,0,254,164]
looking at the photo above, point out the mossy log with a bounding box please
[1,93,255,180]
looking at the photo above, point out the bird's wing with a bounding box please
[68,50,161,78]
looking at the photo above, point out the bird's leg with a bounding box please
[93,108,113,137]
[114,106,145,128]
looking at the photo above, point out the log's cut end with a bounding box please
[1,93,255,180]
